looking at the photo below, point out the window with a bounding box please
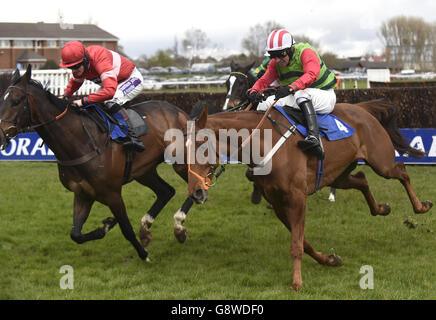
[0,40,10,48]
[13,40,33,48]
[46,40,57,48]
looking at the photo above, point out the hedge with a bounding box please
[131,87,436,128]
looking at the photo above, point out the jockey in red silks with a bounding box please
[249,29,337,160]
[60,41,145,152]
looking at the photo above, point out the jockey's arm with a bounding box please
[290,49,320,91]
[63,77,84,99]
[80,76,118,105]
[250,59,278,94]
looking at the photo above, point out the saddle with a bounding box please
[274,105,355,141]
[83,104,148,141]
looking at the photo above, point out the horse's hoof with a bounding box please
[290,282,302,291]
[251,190,262,204]
[139,226,152,247]
[138,248,149,261]
[174,227,187,244]
[379,204,391,216]
[102,217,117,232]
[416,201,433,214]
[327,254,343,267]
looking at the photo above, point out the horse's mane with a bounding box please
[11,76,67,112]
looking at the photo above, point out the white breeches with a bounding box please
[107,67,145,106]
[257,88,336,114]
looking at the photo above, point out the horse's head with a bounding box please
[186,106,221,204]
[0,65,33,150]
[223,61,256,110]
[0,64,68,150]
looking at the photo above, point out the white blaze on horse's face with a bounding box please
[223,75,236,110]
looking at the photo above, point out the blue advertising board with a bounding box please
[0,132,55,161]
[0,129,435,164]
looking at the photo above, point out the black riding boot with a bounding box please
[120,109,145,152]
[106,101,145,153]
[297,99,324,159]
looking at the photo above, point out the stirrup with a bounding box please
[297,135,319,150]
[123,137,145,152]
[297,136,324,159]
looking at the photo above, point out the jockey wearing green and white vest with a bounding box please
[252,56,271,78]
[249,29,337,159]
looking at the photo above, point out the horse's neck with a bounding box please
[32,99,95,160]
[207,112,266,159]
[208,112,260,132]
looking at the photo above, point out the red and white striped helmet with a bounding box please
[265,29,294,52]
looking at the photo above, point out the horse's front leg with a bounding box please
[136,170,176,247]
[273,192,306,291]
[70,193,117,244]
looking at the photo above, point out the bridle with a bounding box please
[186,121,216,191]
[0,84,69,148]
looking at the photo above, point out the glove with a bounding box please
[248,91,261,103]
[275,86,294,100]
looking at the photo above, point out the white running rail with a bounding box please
[20,69,100,96]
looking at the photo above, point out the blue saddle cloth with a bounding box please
[274,105,355,141]
[84,104,128,139]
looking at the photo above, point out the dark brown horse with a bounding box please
[222,61,256,110]
[185,101,432,290]
[0,65,193,260]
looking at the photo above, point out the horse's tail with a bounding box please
[356,99,426,158]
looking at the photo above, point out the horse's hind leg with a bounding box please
[381,162,432,214]
[332,170,392,216]
[171,164,194,244]
[173,197,194,244]
[107,192,148,260]
[136,168,176,247]
[70,193,118,244]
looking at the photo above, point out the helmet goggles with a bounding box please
[268,49,288,59]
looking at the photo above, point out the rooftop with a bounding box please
[0,22,118,41]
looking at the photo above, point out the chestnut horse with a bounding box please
[0,65,193,260]
[185,101,432,290]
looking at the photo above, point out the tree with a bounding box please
[320,52,342,70]
[379,16,435,71]
[148,49,175,67]
[182,28,209,55]
[241,21,285,57]
[40,59,59,70]
[293,35,321,52]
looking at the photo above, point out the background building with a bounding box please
[0,22,119,70]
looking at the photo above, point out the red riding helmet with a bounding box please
[60,41,87,68]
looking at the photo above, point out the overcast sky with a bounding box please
[1,0,435,59]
